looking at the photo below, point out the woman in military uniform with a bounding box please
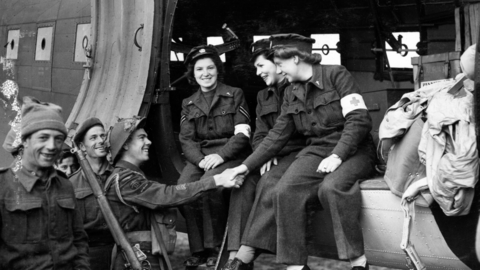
[229,34,375,270]
[223,37,306,270]
[178,45,252,268]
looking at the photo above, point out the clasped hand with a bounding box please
[317,154,342,174]
[215,168,247,188]
[199,154,224,171]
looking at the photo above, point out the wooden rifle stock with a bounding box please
[73,146,142,270]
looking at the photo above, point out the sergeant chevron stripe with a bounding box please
[180,115,187,124]
[239,106,250,121]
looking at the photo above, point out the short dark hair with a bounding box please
[185,54,224,86]
[56,150,77,165]
[273,45,322,65]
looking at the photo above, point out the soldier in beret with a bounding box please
[178,45,252,267]
[105,116,244,269]
[229,34,375,270]
[69,117,114,269]
[222,37,306,270]
[0,96,90,270]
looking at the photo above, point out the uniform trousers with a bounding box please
[227,151,298,253]
[178,159,243,254]
[274,146,375,265]
[89,244,113,269]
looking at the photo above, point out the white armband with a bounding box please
[234,124,251,138]
[340,93,367,117]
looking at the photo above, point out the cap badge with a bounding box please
[199,49,206,53]
[188,100,193,104]
[226,92,231,96]
[316,81,320,85]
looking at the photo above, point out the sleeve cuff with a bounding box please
[332,141,351,161]
[202,177,218,190]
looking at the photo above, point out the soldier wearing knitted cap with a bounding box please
[228,34,375,270]
[105,116,245,270]
[179,44,252,267]
[69,117,114,269]
[222,37,306,270]
[0,96,90,270]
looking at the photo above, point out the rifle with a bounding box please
[72,143,143,270]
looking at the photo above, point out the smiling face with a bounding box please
[194,57,218,92]
[80,125,107,159]
[254,54,284,86]
[274,56,300,83]
[22,129,65,171]
[122,128,151,166]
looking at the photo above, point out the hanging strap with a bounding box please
[151,214,173,270]
[400,199,426,270]
[104,172,139,213]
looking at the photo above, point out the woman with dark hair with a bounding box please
[228,34,375,270]
[222,37,306,270]
[178,45,252,268]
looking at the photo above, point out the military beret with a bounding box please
[109,116,147,162]
[250,38,272,61]
[73,117,104,145]
[270,33,315,54]
[184,45,220,66]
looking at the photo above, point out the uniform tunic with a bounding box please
[242,64,376,264]
[178,82,252,253]
[227,79,306,253]
[69,162,114,269]
[0,166,90,270]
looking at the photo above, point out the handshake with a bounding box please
[213,165,249,189]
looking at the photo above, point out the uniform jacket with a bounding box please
[106,160,217,232]
[0,166,90,270]
[69,162,114,246]
[180,83,251,165]
[252,79,306,157]
[243,64,372,171]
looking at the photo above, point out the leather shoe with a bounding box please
[221,258,253,270]
[352,263,369,270]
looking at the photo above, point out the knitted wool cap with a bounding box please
[109,116,146,162]
[73,117,104,145]
[21,96,67,139]
[270,33,315,54]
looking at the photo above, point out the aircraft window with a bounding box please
[171,38,184,62]
[311,34,341,65]
[253,35,270,42]
[207,36,226,62]
[74,23,91,63]
[35,26,54,61]
[386,32,419,68]
[6,29,20,60]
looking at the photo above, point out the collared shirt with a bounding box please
[179,82,251,165]
[0,166,90,270]
[252,79,306,156]
[106,160,217,232]
[243,64,373,170]
[69,161,114,246]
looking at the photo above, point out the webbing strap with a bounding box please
[400,199,426,270]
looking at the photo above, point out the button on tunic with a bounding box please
[0,167,90,270]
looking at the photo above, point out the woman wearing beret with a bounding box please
[228,34,375,270]
[178,45,252,268]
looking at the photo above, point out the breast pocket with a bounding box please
[313,91,344,126]
[259,103,278,118]
[56,197,76,239]
[4,199,43,243]
[213,105,236,135]
[76,188,98,224]
[286,102,308,133]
